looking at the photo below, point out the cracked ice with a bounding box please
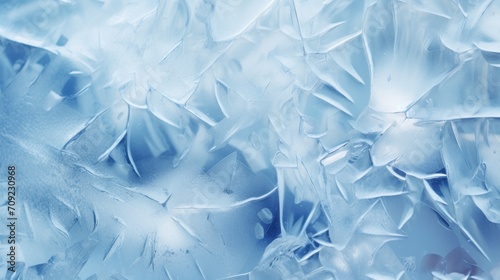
[1,0,500,279]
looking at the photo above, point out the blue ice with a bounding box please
[1,0,500,279]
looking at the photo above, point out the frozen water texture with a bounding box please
[1,0,500,279]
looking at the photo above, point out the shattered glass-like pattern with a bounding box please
[1,0,500,279]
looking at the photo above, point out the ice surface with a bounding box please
[1,0,500,279]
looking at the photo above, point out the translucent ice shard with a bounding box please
[472,0,500,53]
[365,1,458,113]
[371,119,443,175]
[407,56,500,120]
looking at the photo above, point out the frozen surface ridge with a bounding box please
[1,0,500,279]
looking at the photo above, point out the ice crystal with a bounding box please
[1,0,500,279]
